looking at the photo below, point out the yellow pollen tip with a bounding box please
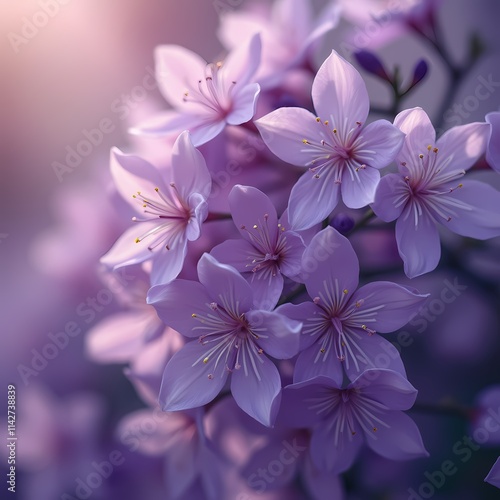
[155,187,159,192]
[320,348,326,353]
[191,313,197,318]
[143,204,147,208]
[302,139,309,144]
[203,357,209,364]
[343,289,348,295]
[316,117,321,122]
[458,183,463,188]
[324,120,329,125]
[427,145,432,151]
[419,154,424,159]
[433,147,439,153]
[137,191,141,195]
[333,128,337,134]
[362,324,367,330]
[253,224,258,229]
[132,195,136,198]
[135,238,140,243]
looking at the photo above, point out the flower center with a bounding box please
[190,301,266,379]
[182,61,236,118]
[131,183,192,251]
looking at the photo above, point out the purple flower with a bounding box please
[486,457,500,488]
[218,0,340,89]
[147,253,301,426]
[255,50,405,230]
[130,35,262,146]
[278,370,428,472]
[211,185,306,310]
[101,131,211,285]
[471,385,500,446]
[277,227,428,383]
[372,107,500,278]
[486,111,500,173]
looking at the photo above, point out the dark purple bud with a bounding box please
[411,59,428,87]
[354,50,390,82]
[330,213,355,234]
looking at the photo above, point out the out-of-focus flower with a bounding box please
[486,457,500,488]
[279,370,428,472]
[117,407,223,499]
[372,107,500,278]
[101,131,211,285]
[278,227,427,383]
[147,253,301,426]
[218,0,340,89]
[256,50,405,230]
[211,185,305,310]
[339,0,441,48]
[471,385,500,446]
[130,35,262,146]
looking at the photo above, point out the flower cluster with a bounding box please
[84,0,500,497]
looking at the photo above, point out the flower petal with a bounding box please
[155,45,207,108]
[436,121,489,173]
[294,343,344,386]
[85,310,154,363]
[279,376,339,428]
[172,130,211,199]
[349,369,418,410]
[443,180,500,239]
[279,231,306,278]
[100,222,160,269]
[255,107,322,166]
[365,411,428,460]
[288,169,341,230]
[341,164,380,209]
[220,33,261,87]
[129,110,202,138]
[197,253,254,312]
[349,281,428,333]
[150,236,188,285]
[110,147,166,210]
[302,227,359,304]
[371,173,408,222]
[189,119,227,147]
[159,340,229,411]
[276,301,323,351]
[229,185,278,245]
[246,271,284,310]
[394,107,435,168]
[342,331,407,382]
[486,112,500,173]
[485,457,500,488]
[246,309,301,359]
[312,50,369,130]
[211,238,258,273]
[147,279,213,338]
[310,420,363,473]
[395,209,441,278]
[226,82,261,125]
[230,353,282,426]
[356,119,405,169]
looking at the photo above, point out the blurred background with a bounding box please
[1,0,500,499]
